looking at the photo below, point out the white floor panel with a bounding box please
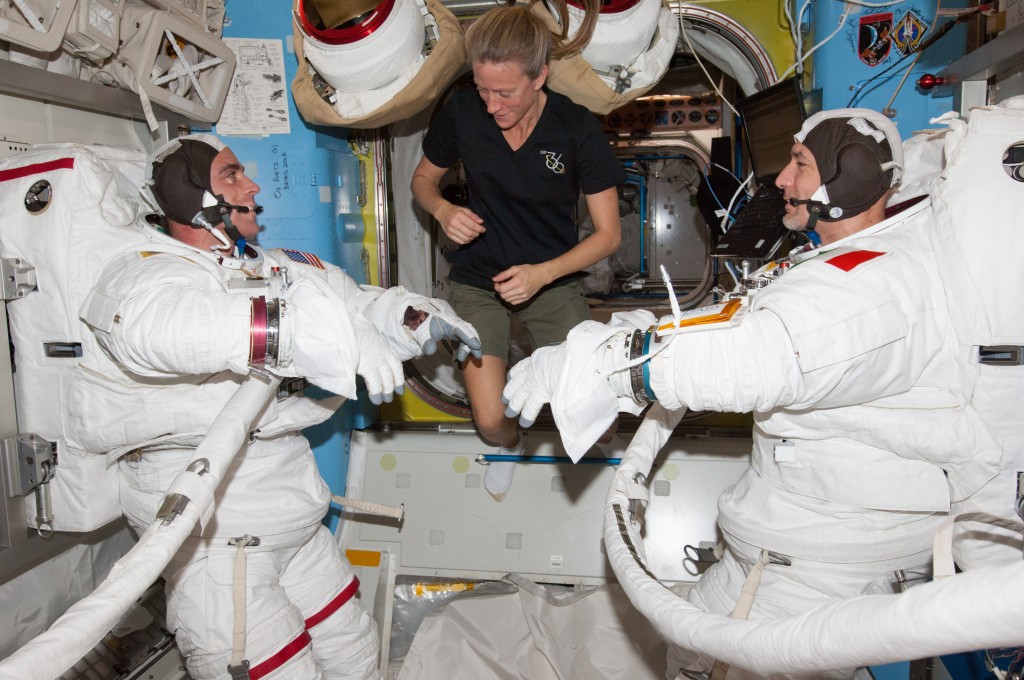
[346,428,749,586]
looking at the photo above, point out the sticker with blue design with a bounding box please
[851,7,930,67]
[892,9,928,56]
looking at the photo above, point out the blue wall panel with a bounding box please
[217,1,367,530]
[811,0,969,132]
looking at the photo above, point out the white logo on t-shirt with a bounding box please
[540,150,566,175]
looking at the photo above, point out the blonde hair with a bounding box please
[465,2,598,79]
[466,6,551,79]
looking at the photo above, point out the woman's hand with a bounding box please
[438,203,485,245]
[493,264,552,306]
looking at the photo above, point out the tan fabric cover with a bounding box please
[291,0,467,129]
[530,1,666,115]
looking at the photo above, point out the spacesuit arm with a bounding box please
[649,309,804,412]
[81,252,253,377]
[503,310,805,457]
[271,251,480,363]
[652,287,924,413]
[82,251,370,399]
[299,259,481,363]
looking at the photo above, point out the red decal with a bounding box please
[248,631,312,680]
[0,158,75,183]
[825,250,885,272]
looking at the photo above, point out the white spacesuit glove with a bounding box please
[502,344,565,428]
[352,313,406,405]
[279,277,361,399]
[503,320,653,462]
[353,286,482,362]
[411,297,482,362]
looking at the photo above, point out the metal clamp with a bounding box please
[227,535,261,548]
[627,472,648,525]
[593,64,634,94]
[0,258,37,300]
[2,434,56,497]
[156,458,210,525]
[893,568,929,593]
[156,493,191,526]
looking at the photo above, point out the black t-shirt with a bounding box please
[422,87,625,290]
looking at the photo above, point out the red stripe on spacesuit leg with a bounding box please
[304,577,360,630]
[825,249,885,272]
[0,158,75,183]
[247,630,313,680]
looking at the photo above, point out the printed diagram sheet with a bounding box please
[217,38,291,136]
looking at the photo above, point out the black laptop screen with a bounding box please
[738,78,807,182]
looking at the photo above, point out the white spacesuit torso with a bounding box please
[653,196,999,562]
[81,230,353,540]
[922,98,1024,569]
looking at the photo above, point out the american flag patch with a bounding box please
[280,249,325,269]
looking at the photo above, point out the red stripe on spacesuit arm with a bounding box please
[304,577,360,630]
[0,158,75,183]
[248,631,313,680]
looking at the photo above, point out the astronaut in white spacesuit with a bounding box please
[80,134,481,680]
[503,109,1000,679]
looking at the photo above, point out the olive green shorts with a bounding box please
[449,280,591,360]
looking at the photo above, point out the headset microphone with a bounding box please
[787,197,824,214]
[786,195,830,231]
[221,202,264,215]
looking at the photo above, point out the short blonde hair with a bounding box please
[465,6,551,80]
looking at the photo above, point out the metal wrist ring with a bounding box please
[250,296,268,366]
[265,299,281,367]
[628,329,649,404]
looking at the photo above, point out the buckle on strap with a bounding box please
[227,661,250,680]
[978,345,1024,366]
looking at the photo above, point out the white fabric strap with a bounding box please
[160,28,216,109]
[230,535,253,671]
[733,549,774,620]
[332,495,404,521]
[12,0,45,31]
[152,57,226,86]
[134,71,159,132]
[934,512,1024,579]
[708,549,776,679]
